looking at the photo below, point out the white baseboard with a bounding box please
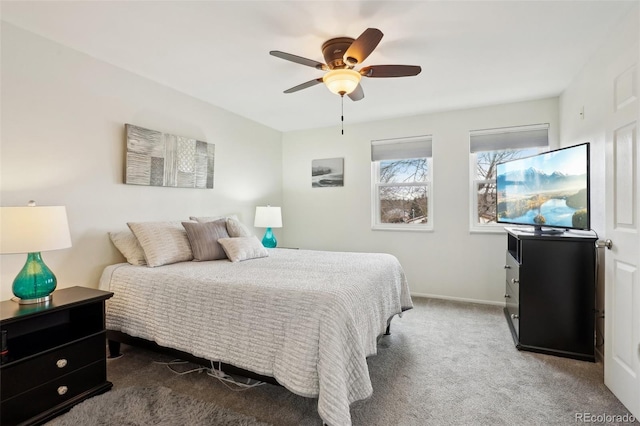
[410,292,504,307]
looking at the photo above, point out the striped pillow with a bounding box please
[182,219,229,261]
[225,217,253,237]
[127,221,194,267]
[108,230,146,266]
[218,236,269,262]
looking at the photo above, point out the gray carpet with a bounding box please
[100,298,637,425]
[46,386,272,426]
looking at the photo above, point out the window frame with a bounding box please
[371,136,433,232]
[471,176,497,228]
[468,124,549,233]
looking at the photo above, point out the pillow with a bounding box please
[225,217,253,238]
[189,214,252,237]
[127,221,193,267]
[182,219,230,261]
[190,215,233,223]
[108,230,146,266]
[218,236,269,262]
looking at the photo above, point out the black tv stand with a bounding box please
[503,227,597,361]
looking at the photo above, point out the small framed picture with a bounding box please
[312,157,344,188]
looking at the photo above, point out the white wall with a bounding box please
[559,3,639,236]
[0,23,283,300]
[282,98,559,304]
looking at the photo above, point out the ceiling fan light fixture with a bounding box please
[323,69,361,96]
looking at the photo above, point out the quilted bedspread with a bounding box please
[99,248,413,426]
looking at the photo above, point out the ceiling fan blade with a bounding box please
[348,84,364,101]
[360,65,422,78]
[270,51,327,71]
[343,28,383,67]
[283,78,324,94]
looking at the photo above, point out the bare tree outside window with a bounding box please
[378,158,430,225]
[380,158,429,183]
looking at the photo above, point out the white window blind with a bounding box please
[469,123,549,153]
[371,136,432,161]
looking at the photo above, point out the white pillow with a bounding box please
[108,230,146,266]
[218,236,269,262]
[225,217,253,237]
[127,221,193,267]
[190,214,235,223]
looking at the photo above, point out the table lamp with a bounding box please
[0,201,72,304]
[254,206,282,248]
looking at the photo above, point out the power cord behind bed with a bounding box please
[153,359,265,391]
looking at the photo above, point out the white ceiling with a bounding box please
[1,1,636,132]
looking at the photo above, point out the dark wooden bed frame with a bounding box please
[107,330,280,385]
[106,318,393,386]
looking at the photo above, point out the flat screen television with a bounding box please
[496,142,590,234]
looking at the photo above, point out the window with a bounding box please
[469,124,549,231]
[371,136,433,231]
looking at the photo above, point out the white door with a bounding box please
[604,43,640,419]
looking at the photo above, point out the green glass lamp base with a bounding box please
[261,227,277,248]
[12,252,57,305]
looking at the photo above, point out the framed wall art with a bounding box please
[125,124,215,189]
[312,157,344,188]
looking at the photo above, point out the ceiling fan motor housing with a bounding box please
[321,37,355,70]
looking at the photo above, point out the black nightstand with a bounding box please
[0,286,113,425]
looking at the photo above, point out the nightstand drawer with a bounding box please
[1,333,105,400]
[1,359,106,426]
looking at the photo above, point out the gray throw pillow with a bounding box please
[182,219,230,261]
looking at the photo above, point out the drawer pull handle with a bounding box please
[504,265,511,269]
[511,314,519,319]
[504,294,511,298]
[57,386,68,396]
[56,359,68,368]
[511,278,519,284]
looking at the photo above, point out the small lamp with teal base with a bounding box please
[254,206,282,248]
[0,201,72,304]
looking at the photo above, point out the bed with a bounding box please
[100,224,412,426]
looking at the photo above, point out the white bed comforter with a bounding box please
[99,248,413,426]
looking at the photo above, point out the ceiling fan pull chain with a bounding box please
[341,94,344,135]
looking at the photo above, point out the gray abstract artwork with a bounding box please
[125,124,214,189]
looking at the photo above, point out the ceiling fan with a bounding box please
[270,28,422,101]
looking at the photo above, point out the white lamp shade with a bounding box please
[323,69,362,95]
[254,206,282,228]
[0,206,72,254]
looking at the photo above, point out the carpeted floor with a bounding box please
[46,386,272,426]
[103,297,637,425]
